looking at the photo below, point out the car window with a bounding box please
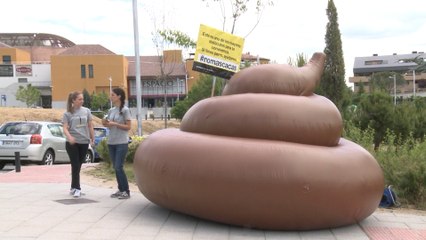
[48,124,65,138]
[0,122,41,135]
[94,128,107,137]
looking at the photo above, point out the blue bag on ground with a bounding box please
[379,185,399,208]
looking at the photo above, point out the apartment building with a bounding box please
[349,51,426,97]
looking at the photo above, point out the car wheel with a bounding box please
[0,162,6,170]
[42,150,55,165]
[84,150,94,164]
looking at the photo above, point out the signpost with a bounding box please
[192,24,245,80]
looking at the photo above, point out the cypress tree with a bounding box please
[82,89,91,109]
[317,0,346,111]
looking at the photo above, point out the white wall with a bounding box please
[0,64,51,107]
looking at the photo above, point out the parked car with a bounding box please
[93,126,132,160]
[0,121,94,170]
[93,127,109,160]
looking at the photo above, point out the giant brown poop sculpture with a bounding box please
[133,52,384,230]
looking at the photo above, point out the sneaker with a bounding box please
[110,190,121,198]
[118,191,130,199]
[69,188,76,195]
[73,189,81,198]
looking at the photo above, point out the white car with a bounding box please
[0,121,94,170]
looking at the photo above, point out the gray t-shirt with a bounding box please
[106,106,131,145]
[62,107,92,144]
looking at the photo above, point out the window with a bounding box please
[48,124,65,138]
[2,55,11,64]
[365,60,384,65]
[0,65,13,77]
[88,64,94,78]
[81,64,86,78]
[0,122,41,135]
[94,128,107,138]
[18,78,28,83]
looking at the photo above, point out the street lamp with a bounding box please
[185,75,193,98]
[177,79,180,101]
[413,69,416,97]
[177,79,184,101]
[108,76,112,108]
[389,75,396,105]
[163,80,168,128]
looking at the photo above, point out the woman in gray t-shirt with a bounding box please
[63,91,95,198]
[102,88,132,199]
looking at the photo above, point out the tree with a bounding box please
[165,1,274,119]
[171,74,221,119]
[410,97,426,140]
[15,84,41,107]
[157,30,196,49]
[82,89,91,109]
[400,56,426,73]
[150,12,197,128]
[287,53,308,67]
[355,91,394,149]
[91,92,109,111]
[316,0,347,111]
[392,101,416,144]
[202,0,274,36]
[368,72,405,94]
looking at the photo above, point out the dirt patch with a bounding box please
[80,164,140,192]
[0,107,180,135]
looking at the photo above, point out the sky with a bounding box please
[2,0,426,86]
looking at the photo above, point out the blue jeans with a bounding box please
[108,144,129,193]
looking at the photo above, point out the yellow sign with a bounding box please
[193,24,245,79]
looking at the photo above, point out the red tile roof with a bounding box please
[127,56,186,77]
[0,42,11,48]
[59,44,116,55]
[242,52,270,62]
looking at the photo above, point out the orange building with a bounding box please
[50,45,128,108]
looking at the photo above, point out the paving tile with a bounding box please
[3,165,426,240]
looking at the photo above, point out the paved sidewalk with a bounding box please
[0,164,426,239]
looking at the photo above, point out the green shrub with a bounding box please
[91,110,106,119]
[343,119,375,152]
[126,135,146,163]
[375,136,426,209]
[95,135,146,165]
[344,121,426,210]
[95,138,111,167]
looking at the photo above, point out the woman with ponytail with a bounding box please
[63,91,95,198]
[102,87,132,199]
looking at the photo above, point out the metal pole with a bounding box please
[177,78,180,101]
[393,75,396,105]
[132,0,142,136]
[164,82,167,128]
[211,76,216,97]
[413,69,416,97]
[14,152,21,172]
[108,76,112,108]
[185,76,189,98]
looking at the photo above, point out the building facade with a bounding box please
[0,33,186,117]
[50,45,128,109]
[349,51,426,98]
[0,33,270,118]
